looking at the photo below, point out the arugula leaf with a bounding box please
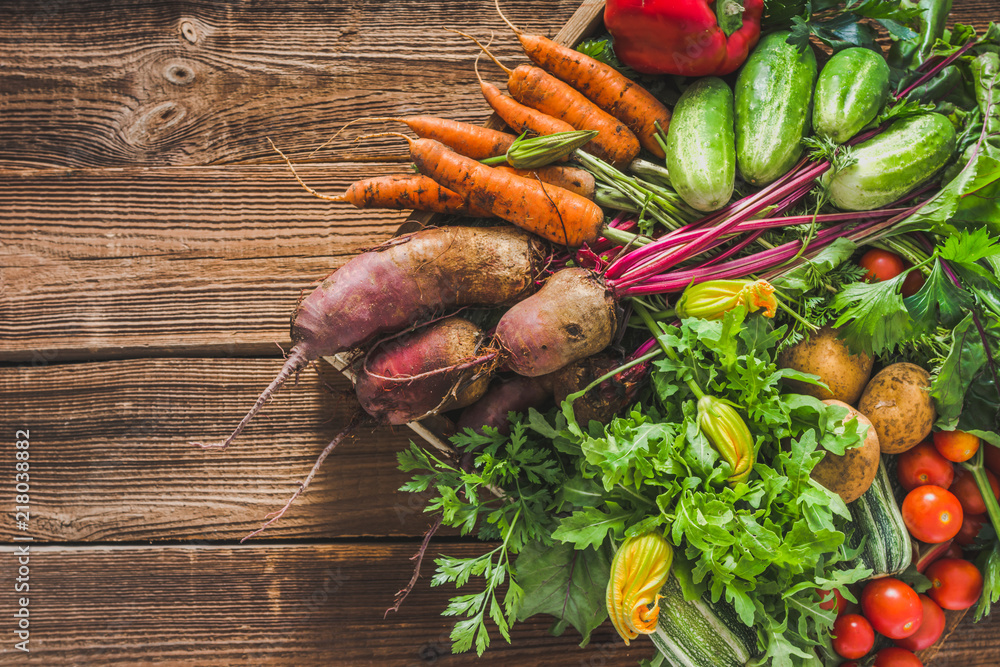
[832,273,914,355]
[514,541,611,645]
[552,503,632,550]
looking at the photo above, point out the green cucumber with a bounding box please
[842,457,912,577]
[813,47,890,143]
[650,572,761,667]
[735,31,817,186]
[825,112,956,211]
[665,77,735,212]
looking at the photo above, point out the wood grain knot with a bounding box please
[163,60,196,86]
[179,19,200,43]
[123,101,188,146]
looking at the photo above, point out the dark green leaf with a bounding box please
[515,541,612,645]
[932,313,989,428]
[903,258,975,330]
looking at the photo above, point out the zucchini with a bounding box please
[842,457,912,577]
[813,47,890,143]
[650,573,761,667]
[665,77,736,212]
[735,31,817,186]
[825,112,956,211]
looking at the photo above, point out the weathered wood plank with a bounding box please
[0,163,432,362]
[0,542,655,665]
[0,357,460,542]
[4,540,997,665]
[0,0,584,169]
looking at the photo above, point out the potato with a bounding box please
[777,326,873,404]
[857,362,936,454]
[812,399,881,503]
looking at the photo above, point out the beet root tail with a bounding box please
[191,346,310,451]
[240,415,360,542]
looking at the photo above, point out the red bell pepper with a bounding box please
[604,0,765,77]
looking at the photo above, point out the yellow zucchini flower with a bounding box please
[606,532,673,645]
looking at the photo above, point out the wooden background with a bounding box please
[1,0,998,664]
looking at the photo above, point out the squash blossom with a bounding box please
[697,395,755,484]
[606,532,673,645]
[674,279,778,320]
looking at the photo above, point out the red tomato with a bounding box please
[895,594,945,652]
[832,613,875,659]
[897,440,955,491]
[859,249,905,282]
[861,578,923,639]
[925,558,984,610]
[901,266,926,298]
[950,467,1000,516]
[874,646,923,666]
[816,587,847,615]
[954,513,987,546]
[902,485,963,544]
[933,430,981,463]
[984,445,1000,477]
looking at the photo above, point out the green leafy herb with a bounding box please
[832,272,914,355]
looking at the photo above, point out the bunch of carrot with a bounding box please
[192,3,700,539]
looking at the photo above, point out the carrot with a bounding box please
[495,164,595,199]
[269,139,494,216]
[316,115,516,161]
[193,225,548,450]
[354,317,495,425]
[459,31,641,168]
[472,49,576,137]
[495,0,671,158]
[373,115,515,160]
[391,133,605,247]
[495,267,619,377]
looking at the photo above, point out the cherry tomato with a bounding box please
[901,266,926,298]
[897,440,955,491]
[816,588,848,615]
[894,594,945,652]
[950,467,1000,516]
[925,558,984,610]
[874,646,923,667]
[955,513,987,546]
[859,249,905,282]
[832,613,875,659]
[902,485,963,544]
[933,430,980,463]
[984,445,1000,478]
[861,577,923,639]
